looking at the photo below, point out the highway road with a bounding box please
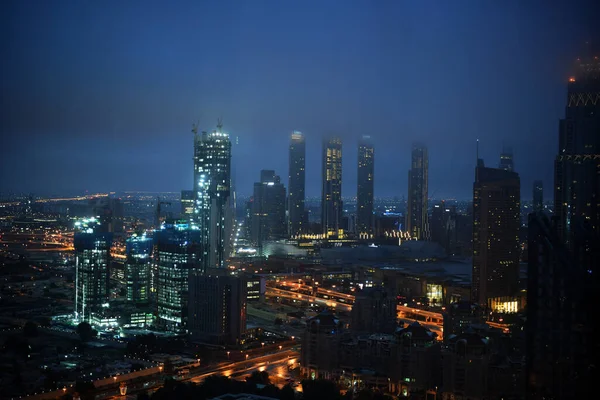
[266,282,510,335]
[99,349,300,400]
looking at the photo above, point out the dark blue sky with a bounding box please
[1,0,597,199]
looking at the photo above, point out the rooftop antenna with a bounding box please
[217,117,223,132]
[476,138,479,161]
[192,120,199,135]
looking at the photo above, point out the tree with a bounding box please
[23,321,39,337]
[274,317,284,325]
[136,392,150,400]
[247,370,270,386]
[76,322,96,342]
[301,379,341,400]
[279,384,296,400]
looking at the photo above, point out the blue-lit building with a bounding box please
[74,217,113,322]
[192,121,232,271]
[125,233,153,304]
[154,221,201,332]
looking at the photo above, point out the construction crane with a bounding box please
[155,197,172,228]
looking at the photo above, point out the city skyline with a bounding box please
[1,1,597,199]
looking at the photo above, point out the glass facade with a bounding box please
[193,125,232,271]
[288,131,306,237]
[73,217,113,322]
[322,137,343,238]
[125,234,153,304]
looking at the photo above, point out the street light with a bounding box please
[227,351,230,359]
[245,354,249,360]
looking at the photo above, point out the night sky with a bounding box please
[1,0,597,199]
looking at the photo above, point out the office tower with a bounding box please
[154,221,201,332]
[74,217,113,322]
[288,131,306,237]
[498,146,514,171]
[532,180,543,212]
[188,268,247,345]
[528,55,600,400]
[406,143,429,240]
[192,121,232,271]
[472,158,520,306]
[442,301,483,341]
[430,200,451,249]
[301,310,342,380]
[356,135,375,236]
[125,233,153,304]
[251,170,286,247]
[91,197,123,233]
[526,212,598,399]
[554,56,600,264]
[351,287,396,333]
[180,190,194,219]
[321,137,343,238]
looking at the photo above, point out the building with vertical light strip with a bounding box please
[74,217,113,322]
[288,131,306,237]
[322,137,343,238]
[406,143,429,240]
[193,121,232,271]
[356,135,374,237]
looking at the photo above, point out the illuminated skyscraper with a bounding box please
[406,143,429,240]
[356,135,374,236]
[532,180,543,212]
[498,146,514,172]
[288,131,306,237]
[125,233,153,304]
[155,221,201,332]
[251,170,286,247]
[192,121,232,270]
[74,217,113,322]
[472,158,520,306]
[321,137,343,237]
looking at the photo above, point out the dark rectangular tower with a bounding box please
[554,56,600,263]
[406,143,429,240]
[472,159,520,306]
[532,180,543,212]
[288,131,306,237]
[356,135,374,237]
[322,137,343,238]
[251,170,286,247]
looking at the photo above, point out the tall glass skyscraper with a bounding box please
[74,217,113,322]
[154,221,201,332]
[406,143,429,240]
[356,135,374,236]
[125,233,153,304]
[288,131,306,237]
[193,121,232,271]
[321,137,343,238]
